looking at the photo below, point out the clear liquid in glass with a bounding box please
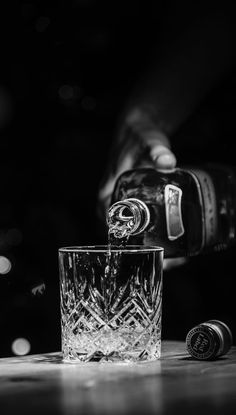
[59,247,162,362]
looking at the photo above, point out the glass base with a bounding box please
[62,337,161,363]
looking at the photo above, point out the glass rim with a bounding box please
[58,245,164,253]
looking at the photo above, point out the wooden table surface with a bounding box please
[0,341,235,415]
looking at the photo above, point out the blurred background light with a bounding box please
[58,84,75,100]
[11,338,31,356]
[31,282,46,296]
[0,256,12,274]
[81,96,96,111]
[35,16,50,33]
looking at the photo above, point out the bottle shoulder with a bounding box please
[112,167,202,201]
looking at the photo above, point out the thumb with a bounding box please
[150,144,177,170]
[137,128,177,170]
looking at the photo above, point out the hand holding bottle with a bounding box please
[98,106,176,219]
[98,3,234,231]
[98,107,187,271]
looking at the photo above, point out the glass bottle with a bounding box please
[107,164,236,257]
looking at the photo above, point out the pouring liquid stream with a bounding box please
[102,202,133,316]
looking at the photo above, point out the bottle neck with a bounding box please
[107,198,150,239]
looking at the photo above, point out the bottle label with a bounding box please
[186,326,215,360]
[164,184,184,240]
[189,169,218,247]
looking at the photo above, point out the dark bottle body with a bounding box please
[111,164,236,257]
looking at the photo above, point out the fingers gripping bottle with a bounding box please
[107,165,236,257]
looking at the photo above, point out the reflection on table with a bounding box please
[0,341,236,415]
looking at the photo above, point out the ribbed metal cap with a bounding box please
[186,320,233,360]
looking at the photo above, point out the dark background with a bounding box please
[0,0,235,357]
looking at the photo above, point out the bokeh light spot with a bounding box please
[35,16,50,33]
[58,85,74,100]
[81,96,96,111]
[12,338,31,356]
[0,256,12,274]
[31,282,46,296]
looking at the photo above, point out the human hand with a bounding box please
[98,107,177,219]
[98,107,188,271]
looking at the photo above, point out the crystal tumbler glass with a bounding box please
[59,245,163,362]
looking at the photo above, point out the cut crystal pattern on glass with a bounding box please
[59,247,163,363]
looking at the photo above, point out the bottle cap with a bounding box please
[186,320,233,360]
